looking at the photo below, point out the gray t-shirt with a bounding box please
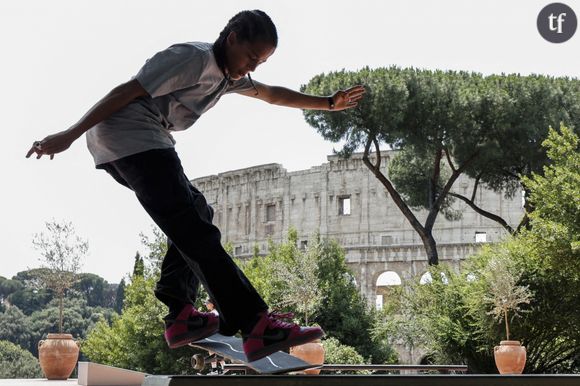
[86,42,254,165]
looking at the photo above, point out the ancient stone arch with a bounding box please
[375,270,402,309]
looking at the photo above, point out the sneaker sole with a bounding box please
[245,329,324,362]
[166,326,219,349]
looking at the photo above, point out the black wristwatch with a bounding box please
[327,96,335,110]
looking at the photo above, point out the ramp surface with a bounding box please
[78,362,147,386]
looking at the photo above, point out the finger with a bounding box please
[350,94,364,102]
[348,89,366,98]
[342,89,365,101]
[342,102,358,110]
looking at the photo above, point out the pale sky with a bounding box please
[1,0,578,284]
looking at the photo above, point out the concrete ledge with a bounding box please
[78,362,147,386]
[143,374,580,386]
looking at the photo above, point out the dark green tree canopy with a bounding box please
[303,67,579,196]
[0,340,43,379]
[302,67,579,262]
[0,277,23,304]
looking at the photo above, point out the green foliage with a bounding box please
[132,252,145,278]
[83,229,197,374]
[522,124,580,274]
[0,306,34,353]
[315,239,397,364]
[139,226,168,276]
[235,244,287,308]
[371,285,427,359]
[482,254,533,341]
[238,231,397,364]
[73,273,118,308]
[303,68,579,196]
[114,279,126,314]
[0,297,116,358]
[7,269,54,315]
[378,126,580,373]
[268,232,323,324]
[83,276,193,374]
[6,286,52,315]
[223,241,234,255]
[5,269,120,317]
[389,147,461,221]
[322,337,370,374]
[33,220,87,333]
[0,276,23,304]
[0,340,43,379]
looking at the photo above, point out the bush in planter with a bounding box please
[32,220,87,379]
[33,220,87,334]
[482,254,533,342]
[482,253,532,374]
[322,337,370,374]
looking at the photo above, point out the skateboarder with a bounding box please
[26,9,364,362]
[204,299,226,372]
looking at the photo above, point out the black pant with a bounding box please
[99,148,267,335]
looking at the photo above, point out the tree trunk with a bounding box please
[419,232,439,266]
[59,294,63,333]
[504,309,510,341]
[362,148,439,265]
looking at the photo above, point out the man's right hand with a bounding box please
[26,130,78,160]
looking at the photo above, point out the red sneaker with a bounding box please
[242,312,324,362]
[164,304,219,349]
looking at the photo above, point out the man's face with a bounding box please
[225,32,275,80]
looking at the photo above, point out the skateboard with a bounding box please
[189,333,321,374]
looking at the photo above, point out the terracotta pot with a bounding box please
[38,333,80,380]
[290,340,325,375]
[494,340,526,374]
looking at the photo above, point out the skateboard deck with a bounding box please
[189,333,320,374]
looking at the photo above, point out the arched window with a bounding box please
[376,271,402,286]
[375,271,402,309]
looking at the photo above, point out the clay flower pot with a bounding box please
[494,340,526,374]
[290,339,325,375]
[38,333,80,380]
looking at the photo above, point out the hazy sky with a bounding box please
[1,0,578,284]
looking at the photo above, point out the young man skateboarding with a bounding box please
[27,10,364,361]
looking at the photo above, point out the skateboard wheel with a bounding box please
[192,354,205,371]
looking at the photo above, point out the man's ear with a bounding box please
[226,31,237,46]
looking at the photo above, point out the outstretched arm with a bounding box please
[238,81,365,111]
[26,79,148,160]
